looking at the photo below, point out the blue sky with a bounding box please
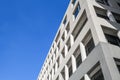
[0,0,69,80]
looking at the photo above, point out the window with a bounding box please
[66,38,71,51]
[118,3,120,7]
[73,46,82,68]
[105,34,120,47]
[53,65,55,74]
[57,57,60,68]
[88,62,105,80]
[73,3,81,19]
[82,31,95,56]
[81,77,85,80]
[114,58,120,73]
[85,38,95,56]
[56,76,59,80]
[94,6,109,20]
[96,0,109,6]
[66,22,70,34]
[72,10,88,41]
[57,42,60,51]
[72,0,76,5]
[67,59,73,77]
[112,12,120,24]
[55,31,60,42]
[61,68,65,80]
[62,32,65,41]
[63,16,67,25]
[61,47,65,58]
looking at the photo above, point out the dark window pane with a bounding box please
[76,54,82,68]
[73,3,80,18]
[96,0,109,6]
[118,3,120,7]
[72,0,76,5]
[105,34,120,47]
[112,12,120,24]
[85,38,95,56]
[69,65,73,77]
[91,69,104,80]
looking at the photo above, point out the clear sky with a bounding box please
[0,0,69,80]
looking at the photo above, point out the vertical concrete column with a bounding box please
[55,62,57,73]
[65,45,68,56]
[71,55,77,73]
[107,10,116,22]
[70,35,74,46]
[65,65,69,80]
[65,30,67,39]
[80,42,91,80]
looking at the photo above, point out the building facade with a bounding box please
[38,0,120,80]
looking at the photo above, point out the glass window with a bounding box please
[63,16,67,25]
[88,62,105,80]
[96,0,109,6]
[61,47,65,58]
[114,58,120,73]
[118,3,120,7]
[73,46,82,68]
[62,32,65,41]
[66,23,70,34]
[105,34,120,47]
[66,38,71,51]
[73,3,81,19]
[94,6,109,20]
[72,10,88,41]
[57,57,60,68]
[72,0,76,5]
[112,12,120,24]
[91,69,104,80]
[85,38,95,56]
[67,59,73,78]
[61,68,65,80]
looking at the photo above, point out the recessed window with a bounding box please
[96,0,109,6]
[94,6,109,20]
[66,38,71,51]
[61,68,65,80]
[57,57,60,68]
[67,58,73,78]
[72,10,88,41]
[72,0,76,5]
[53,64,55,74]
[62,32,65,41]
[55,31,60,42]
[102,27,120,47]
[85,38,95,56]
[56,76,59,80]
[105,34,120,47]
[73,46,82,68]
[81,77,85,80]
[61,47,65,58]
[66,22,70,34]
[57,42,60,51]
[88,62,105,80]
[73,3,81,19]
[118,3,120,7]
[112,12,120,24]
[82,30,95,56]
[114,58,120,73]
[63,16,67,25]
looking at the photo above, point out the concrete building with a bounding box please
[37,0,120,80]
